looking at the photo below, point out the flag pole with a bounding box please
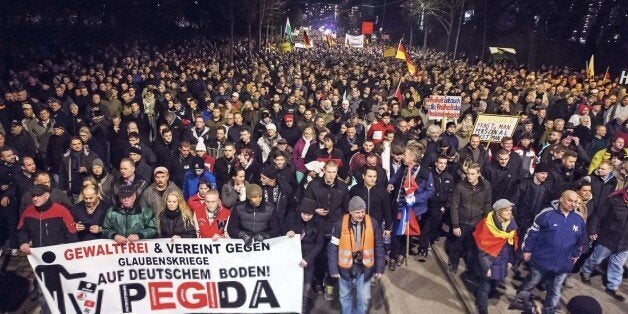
[405,216,410,267]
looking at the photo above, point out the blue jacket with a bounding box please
[522,200,587,273]
[182,170,217,200]
[389,164,435,218]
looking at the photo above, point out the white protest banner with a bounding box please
[620,69,628,85]
[344,34,364,48]
[425,95,462,120]
[472,114,520,142]
[27,236,303,314]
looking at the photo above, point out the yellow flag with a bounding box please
[587,55,594,79]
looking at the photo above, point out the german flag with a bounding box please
[472,211,518,258]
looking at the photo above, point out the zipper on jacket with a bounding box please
[39,212,42,246]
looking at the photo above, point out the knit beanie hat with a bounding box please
[91,158,104,168]
[246,184,263,200]
[348,196,366,212]
[196,138,207,152]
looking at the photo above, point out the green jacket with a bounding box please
[102,204,157,239]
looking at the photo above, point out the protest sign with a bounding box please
[279,42,292,52]
[28,236,303,314]
[383,47,396,58]
[472,114,520,142]
[345,34,364,48]
[620,69,628,85]
[425,95,462,120]
[361,22,374,35]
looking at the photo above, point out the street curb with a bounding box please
[378,272,398,314]
[430,244,474,314]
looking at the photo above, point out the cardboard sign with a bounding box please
[472,114,520,142]
[425,95,462,120]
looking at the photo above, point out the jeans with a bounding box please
[581,244,628,290]
[338,273,371,314]
[515,265,567,314]
[475,278,494,314]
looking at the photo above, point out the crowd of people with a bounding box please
[0,37,627,314]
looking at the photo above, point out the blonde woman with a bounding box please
[158,190,197,239]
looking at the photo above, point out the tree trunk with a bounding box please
[480,0,488,60]
[423,15,428,50]
[230,0,235,63]
[446,8,454,52]
[257,0,264,51]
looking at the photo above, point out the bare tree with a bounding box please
[256,0,286,51]
[405,0,465,51]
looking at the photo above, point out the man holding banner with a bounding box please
[328,196,385,314]
[17,184,79,314]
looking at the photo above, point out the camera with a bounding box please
[352,251,363,265]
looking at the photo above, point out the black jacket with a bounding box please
[349,184,392,231]
[71,200,111,241]
[450,178,492,228]
[7,131,37,158]
[509,178,550,221]
[227,201,281,239]
[282,211,324,265]
[588,193,628,253]
[588,173,618,219]
[428,168,455,210]
[158,211,197,238]
[303,177,350,234]
[482,161,522,202]
[214,156,237,192]
[458,144,489,169]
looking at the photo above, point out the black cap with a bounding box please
[129,145,143,155]
[261,166,278,180]
[10,120,21,127]
[535,162,551,174]
[53,122,66,130]
[31,184,51,197]
[298,198,317,215]
[117,185,136,198]
[192,157,204,170]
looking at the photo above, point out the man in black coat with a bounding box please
[7,120,37,158]
[580,189,628,301]
[349,166,392,238]
[214,143,238,192]
[509,162,550,269]
[482,149,524,202]
[547,149,579,199]
[587,160,618,219]
[226,184,280,245]
[418,155,455,261]
[283,198,324,314]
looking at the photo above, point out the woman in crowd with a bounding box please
[157,190,197,239]
[221,167,248,209]
[472,199,518,314]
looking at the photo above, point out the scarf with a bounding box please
[472,211,518,258]
[301,137,312,159]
